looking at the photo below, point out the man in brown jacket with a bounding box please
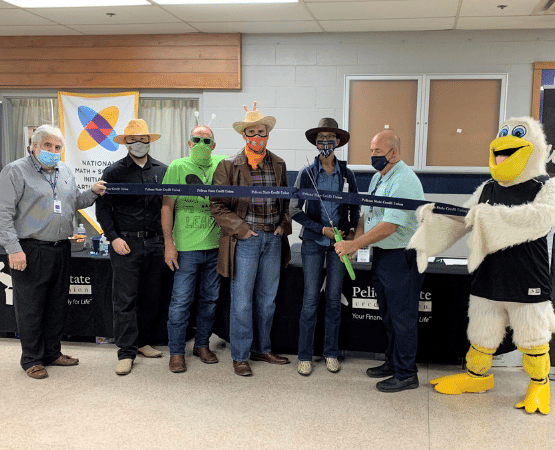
[210,103,292,376]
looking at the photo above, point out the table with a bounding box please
[0,250,483,362]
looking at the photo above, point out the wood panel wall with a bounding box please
[0,33,241,90]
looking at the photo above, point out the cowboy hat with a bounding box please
[305,118,350,148]
[233,102,276,134]
[114,119,161,145]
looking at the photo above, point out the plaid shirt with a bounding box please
[244,154,280,226]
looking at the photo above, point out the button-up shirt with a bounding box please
[314,158,341,247]
[363,161,424,249]
[0,153,98,254]
[96,154,167,242]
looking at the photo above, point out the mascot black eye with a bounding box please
[511,126,526,138]
[498,126,509,137]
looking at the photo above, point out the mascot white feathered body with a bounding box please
[409,117,555,414]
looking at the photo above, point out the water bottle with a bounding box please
[77,223,87,248]
[99,235,109,255]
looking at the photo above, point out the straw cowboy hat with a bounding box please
[305,118,350,148]
[233,102,276,134]
[114,119,161,145]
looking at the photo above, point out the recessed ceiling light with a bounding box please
[4,0,149,7]
[155,0,298,4]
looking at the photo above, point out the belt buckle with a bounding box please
[137,231,145,238]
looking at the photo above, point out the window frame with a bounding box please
[342,73,507,173]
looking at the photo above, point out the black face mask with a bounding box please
[371,148,394,171]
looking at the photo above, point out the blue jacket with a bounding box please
[289,156,360,242]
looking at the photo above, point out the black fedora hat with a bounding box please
[305,118,350,148]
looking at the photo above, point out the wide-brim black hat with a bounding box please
[305,118,350,148]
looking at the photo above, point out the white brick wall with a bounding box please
[202,29,555,173]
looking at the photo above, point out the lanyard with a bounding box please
[30,155,59,196]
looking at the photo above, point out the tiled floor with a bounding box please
[1,337,553,450]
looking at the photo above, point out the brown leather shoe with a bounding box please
[169,355,186,373]
[49,354,79,366]
[193,347,218,364]
[25,365,48,379]
[250,351,290,365]
[233,360,253,376]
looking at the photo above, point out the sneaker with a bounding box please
[298,361,312,376]
[325,357,341,373]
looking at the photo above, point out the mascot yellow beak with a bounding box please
[489,135,534,183]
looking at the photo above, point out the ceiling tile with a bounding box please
[306,0,459,20]
[0,9,56,25]
[459,0,538,17]
[321,17,455,32]
[0,25,80,35]
[164,3,313,22]
[191,21,322,33]
[29,5,181,25]
[457,15,555,29]
[68,23,198,34]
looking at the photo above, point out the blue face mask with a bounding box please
[316,140,336,158]
[371,148,393,171]
[37,150,61,167]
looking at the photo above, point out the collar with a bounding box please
[316,156,339,175]
[125,153,156,169]
[378,160,403,184]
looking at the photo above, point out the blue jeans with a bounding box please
[298,239,345,361]
[167,248,221,356]
[230,231,282,361]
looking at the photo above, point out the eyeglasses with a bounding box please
[316,133,337,141]
[125,136,150,144]
[191,136,214,145]
[244,129,268,137]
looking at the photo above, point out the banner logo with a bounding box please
[77,106,119,152]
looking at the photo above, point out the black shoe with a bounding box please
[366,363,395,378]
[376,375,419,393]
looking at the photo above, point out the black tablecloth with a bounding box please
[0,250,477,362]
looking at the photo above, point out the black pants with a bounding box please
[109,235,165,360]
[11,240,70,370]
[371,248,424,380]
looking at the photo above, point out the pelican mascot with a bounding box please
[409,117,555,414]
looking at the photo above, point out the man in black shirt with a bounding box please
[96,119,168,376]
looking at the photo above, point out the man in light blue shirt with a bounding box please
[335,130,424,393]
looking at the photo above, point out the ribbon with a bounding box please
[106,183,468,216]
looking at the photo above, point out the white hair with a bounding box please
[31,125,65,149]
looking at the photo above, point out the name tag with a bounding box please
[53,200,62,214]
[528,288,541,296]
[357,247,370,262]
[343,178,349,192]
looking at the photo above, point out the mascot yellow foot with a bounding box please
[430,373,494,394]
[515,344,551,414]
[515,381,550,415]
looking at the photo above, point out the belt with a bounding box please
[252,224,278,232]
[119,231,158,238]
[20,238,68,247]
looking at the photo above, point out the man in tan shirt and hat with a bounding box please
[210,103,292,376]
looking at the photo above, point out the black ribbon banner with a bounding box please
[106,183,469,217]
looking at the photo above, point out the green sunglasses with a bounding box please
[191,136,214,145]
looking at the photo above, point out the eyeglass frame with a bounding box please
[190,136,215,145]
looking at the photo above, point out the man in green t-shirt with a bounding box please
[161,125,226,373]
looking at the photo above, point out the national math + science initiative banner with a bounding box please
[59,91,138,232]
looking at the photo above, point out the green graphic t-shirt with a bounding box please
[162,155,227,251]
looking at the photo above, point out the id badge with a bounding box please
[365,208,373,225]
[343,177,349,192]
[53,200,62,214]
[357,247,370,263]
